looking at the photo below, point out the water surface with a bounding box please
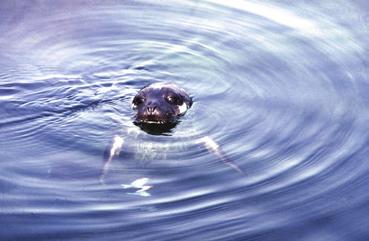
[1,0,369,240]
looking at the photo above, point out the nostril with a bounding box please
[147,106,156,113]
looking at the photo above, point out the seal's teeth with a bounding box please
[136,119,169,125]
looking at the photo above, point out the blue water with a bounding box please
[1,0,369,240]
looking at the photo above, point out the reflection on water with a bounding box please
[1,0,369,240]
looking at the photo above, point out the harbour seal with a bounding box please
[132,82,193,124]
[100,83,243,186]
[132,83,192,134]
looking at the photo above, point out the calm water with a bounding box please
[1,0,369,240]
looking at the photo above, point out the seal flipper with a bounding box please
[198,136,245,175]
[100,135,124,184]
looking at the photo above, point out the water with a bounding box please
[1,0,369,240]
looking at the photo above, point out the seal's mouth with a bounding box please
[133,120,178,135]
[134,120,169,124]
[134,113,176,125]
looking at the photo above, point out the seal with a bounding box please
[132,83,192,133]
[132,82,192,123]
[100,83,244,185]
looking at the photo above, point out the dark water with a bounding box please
[1,0,369,240]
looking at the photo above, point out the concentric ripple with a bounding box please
[1,0,369,240]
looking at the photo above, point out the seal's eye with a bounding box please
[133,96,145,105]
[166,95,179,104]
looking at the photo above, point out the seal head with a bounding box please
[132,83,192,131]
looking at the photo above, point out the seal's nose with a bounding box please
[147,106,157,114]
[146,100,158,114]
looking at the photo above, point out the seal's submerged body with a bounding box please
[100,82,243,186]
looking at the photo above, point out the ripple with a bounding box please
[1,0,369,240]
